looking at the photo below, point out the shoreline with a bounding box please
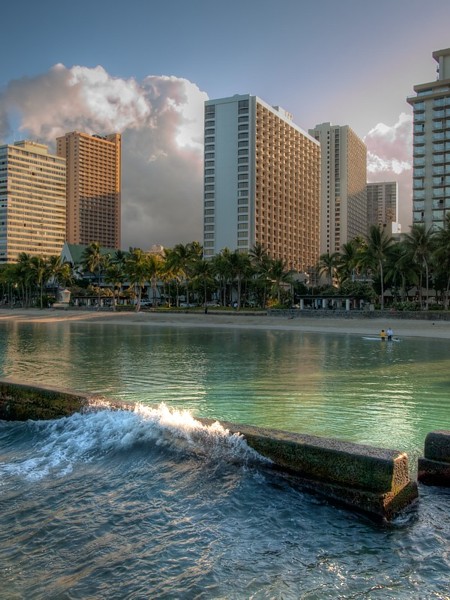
[1,308,450,339]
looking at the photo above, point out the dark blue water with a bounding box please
[1,320,450,598]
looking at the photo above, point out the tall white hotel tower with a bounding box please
[203,94,321,273]
[407,48,450,230]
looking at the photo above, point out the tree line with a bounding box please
[317,218,450,310]
[1,217,450,311]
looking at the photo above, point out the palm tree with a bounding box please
[193,259,214,309]
[29,256,50,309]
[16,253,34,306]
[384,241,419,303]
[163,248,183,307]
[81,242,109,308]
[337,240,365,284]
[432,214,450,308]
[104,262,125,310]
[167,243,192,306]
[47,255,73,299]
[249,243,271,308]
[125,248,150,311]
[211,249,233,307]
[147,253,163,307]
[404,224,435,309]
[228,250,251,309]
[268,258,293,305]
[363,225,394,310]
[317,252,340,287]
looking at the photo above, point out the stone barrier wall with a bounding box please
[0,379,99,421]
[201,419,418,520]
[268,309,450,321]
[418,431,450,485]
[0,379,419,520]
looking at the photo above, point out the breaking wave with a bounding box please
[0,403,267,482]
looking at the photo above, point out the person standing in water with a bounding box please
[380,329,386,341]
[387,327,393,341]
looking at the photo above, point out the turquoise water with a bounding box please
[1,320,450,598]
[1,321,449,455]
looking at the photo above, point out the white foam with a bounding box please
[1,404,267,481]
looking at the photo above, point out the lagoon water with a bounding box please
[1,320,450,598]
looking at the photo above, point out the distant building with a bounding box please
[407,47,450,230]
[366,181,400,234]
[0,141,66,263]
[309,123,367,254]
[56,131,121,248]
[203,94,321,272]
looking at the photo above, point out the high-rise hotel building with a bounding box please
[0,141,66,263]
[203,95,320,272]
[407,48,450,230]
[309,123,367,255]
[56,131,121,248]
[366,181,399,234]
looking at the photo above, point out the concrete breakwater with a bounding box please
[0,379,428,520]
[418,431,450,486]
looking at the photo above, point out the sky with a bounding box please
[1,0,449,250]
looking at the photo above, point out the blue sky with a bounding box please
[1,0,449,248]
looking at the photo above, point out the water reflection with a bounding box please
[1,321,450,456]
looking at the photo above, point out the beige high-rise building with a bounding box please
[0,141,66,263]
[309,123,367,255]
[366,181,399,234]
[56,131,121,248]
[203,94,321,272]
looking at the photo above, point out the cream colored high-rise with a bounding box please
[57,131,121,248]
[203,95,321,273]
[366,181,399,233]
[0,141,66,263]
[309,123,367,255]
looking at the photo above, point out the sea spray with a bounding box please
[0,404,268,483]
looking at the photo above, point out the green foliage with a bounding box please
[391,301,421,311]
[339,281,377,301]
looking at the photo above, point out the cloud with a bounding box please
[364,112,413,175]
[0,65,208,249]
[364,113,413,230]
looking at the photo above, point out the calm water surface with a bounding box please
[0,320,449,598]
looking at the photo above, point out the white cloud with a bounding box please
[0,65,208,249]
[364,113,414,230]
[364,112,413,175]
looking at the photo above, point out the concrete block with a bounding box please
[418,430,450,486]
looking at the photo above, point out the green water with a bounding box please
[1,320,449,459]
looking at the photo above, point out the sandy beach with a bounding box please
[0,308,449,339]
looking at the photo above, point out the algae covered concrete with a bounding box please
[201,420,418,520]
[418,430,450,486]
[0,378,100,421]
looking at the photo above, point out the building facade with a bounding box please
[366,181,399,234]
[308,123,367,255]
[0,141,66,263]
[56,131,121,248]
[203,94,321,273]
[407,48,450,230]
